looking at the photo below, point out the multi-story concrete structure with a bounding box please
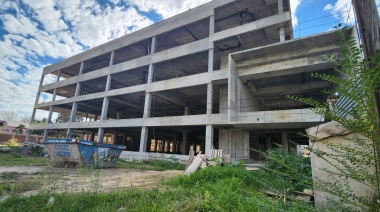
[30,0,347,161]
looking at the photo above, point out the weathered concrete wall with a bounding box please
[119,151,189,163]
[219,129,250,161]
[308,133,376,209]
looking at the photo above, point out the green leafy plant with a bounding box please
[287,25,380,210]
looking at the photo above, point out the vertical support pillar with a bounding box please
[43,129,48,139]
[266,136,272,151]
[281,131,288,152]
[279,28,285,42]
[56,70,61,82]
[139,37,156,153]
[182,129,188,155]
[47,106,54,123]
[66,129,73,138]
[79,62,84,75]
[278,0,283,14]
[139,127,148,152]
[205,125,213,156]
[97,74,112,143]
[28,73,45,142]
[97,128,104,143]
[109,51,115,66]
[278,0,285,42]
[52,88,57,101]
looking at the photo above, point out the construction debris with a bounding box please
[184,148,225,175]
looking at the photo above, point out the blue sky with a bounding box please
[0,0,379,121]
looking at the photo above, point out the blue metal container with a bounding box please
[44,139,125,168]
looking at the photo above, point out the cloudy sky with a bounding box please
[0,0,379,121]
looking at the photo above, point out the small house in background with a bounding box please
[0,120,6,132]
[4,122,29,135]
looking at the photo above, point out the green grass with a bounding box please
[0,151,49,167]
[0,165,316,211]
[0,172,42,196]
[114,159,185,171]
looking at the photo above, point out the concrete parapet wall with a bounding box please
[119,151,189,163]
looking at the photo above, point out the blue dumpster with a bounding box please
[44,139,125,168]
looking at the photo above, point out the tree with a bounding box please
[12,124,25,134]
[20,115,32,123]
[0,111,18,122]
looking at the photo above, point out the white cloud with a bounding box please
[323,0,361,25]
[290,0,302,26]
[125,0,211,18]
[0,0,156,119]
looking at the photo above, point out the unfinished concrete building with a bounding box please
[30,0,346,161]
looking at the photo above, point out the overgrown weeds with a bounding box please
[0,165,315,211]
[0,151,48,167]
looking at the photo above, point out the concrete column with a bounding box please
[205,125,213,156]
[47,105,54,123]
[281,131,288,152]
[182,129,188,155]
[105,75,112,91]
[207,83,213,115]
[184,106,190,115]
[79,62,84,75]
[151,36,156,54]
[208,47,214,72]
[147,64,154,83]
[139,126,148,152]
[56,70,61,82]
[43,129,48,139]
[278,0,283,14]
[69,102,78,122]
[75,82,81,97]
[266,136,272,151]
[116,112,120,119]
[109,51,115,66]
[209,15,215,35]
[100,98,109,120]
[52,88,57,101]
[280,28,285,42]
[66,129,73,138]
[97,128,104,143]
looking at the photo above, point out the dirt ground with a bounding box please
[0,165,184,195]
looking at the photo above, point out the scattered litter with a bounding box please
[47,196,55,206]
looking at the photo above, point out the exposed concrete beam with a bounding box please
[255,81,330,96]
[238,54,336,80]
[261,99,307,108]
[29,109,322,130]
[109,98,143,110]
[153,92,187,107]
[36,70,229,109]
[236,35,247,50]
[236,45,340,68]
[41,38,210,92]
[210,12,291,42]
[184,26,198,40]
[42,0,236,75]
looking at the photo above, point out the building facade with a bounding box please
[30,0,350,161]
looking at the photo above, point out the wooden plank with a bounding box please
[184,154,204,175]
[185,149,195,171]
